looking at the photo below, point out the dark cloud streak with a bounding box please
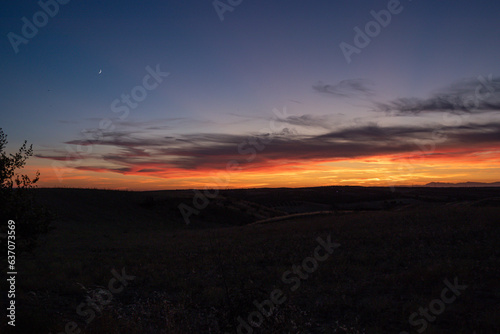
[376,76,500,115]
[313,79,374,98]
[37,121,500,175]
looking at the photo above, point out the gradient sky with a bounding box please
[1,0,500,190]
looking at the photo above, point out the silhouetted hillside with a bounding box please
[425,181,500,187]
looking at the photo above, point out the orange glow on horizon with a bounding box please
[25,146,500,190]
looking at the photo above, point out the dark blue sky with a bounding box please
[1,0,499,189]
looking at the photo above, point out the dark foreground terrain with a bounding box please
[1,186,499,333]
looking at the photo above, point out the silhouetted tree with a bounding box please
[0,128,52,254]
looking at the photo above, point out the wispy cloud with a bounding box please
[35,76,500,181]
[275,114,338,130]
[36,120,500,177]
[313,79,374,98]
[376,76,500,115]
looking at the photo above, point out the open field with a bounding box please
[1,186,499,333]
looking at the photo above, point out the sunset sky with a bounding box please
[1,0,500,190]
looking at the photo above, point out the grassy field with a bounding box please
[1,187,499,333]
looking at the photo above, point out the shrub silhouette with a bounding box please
[0,128,52,254]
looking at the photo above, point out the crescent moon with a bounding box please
[98,69,102,74]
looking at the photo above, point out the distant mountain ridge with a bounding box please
[425,181,500,187]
